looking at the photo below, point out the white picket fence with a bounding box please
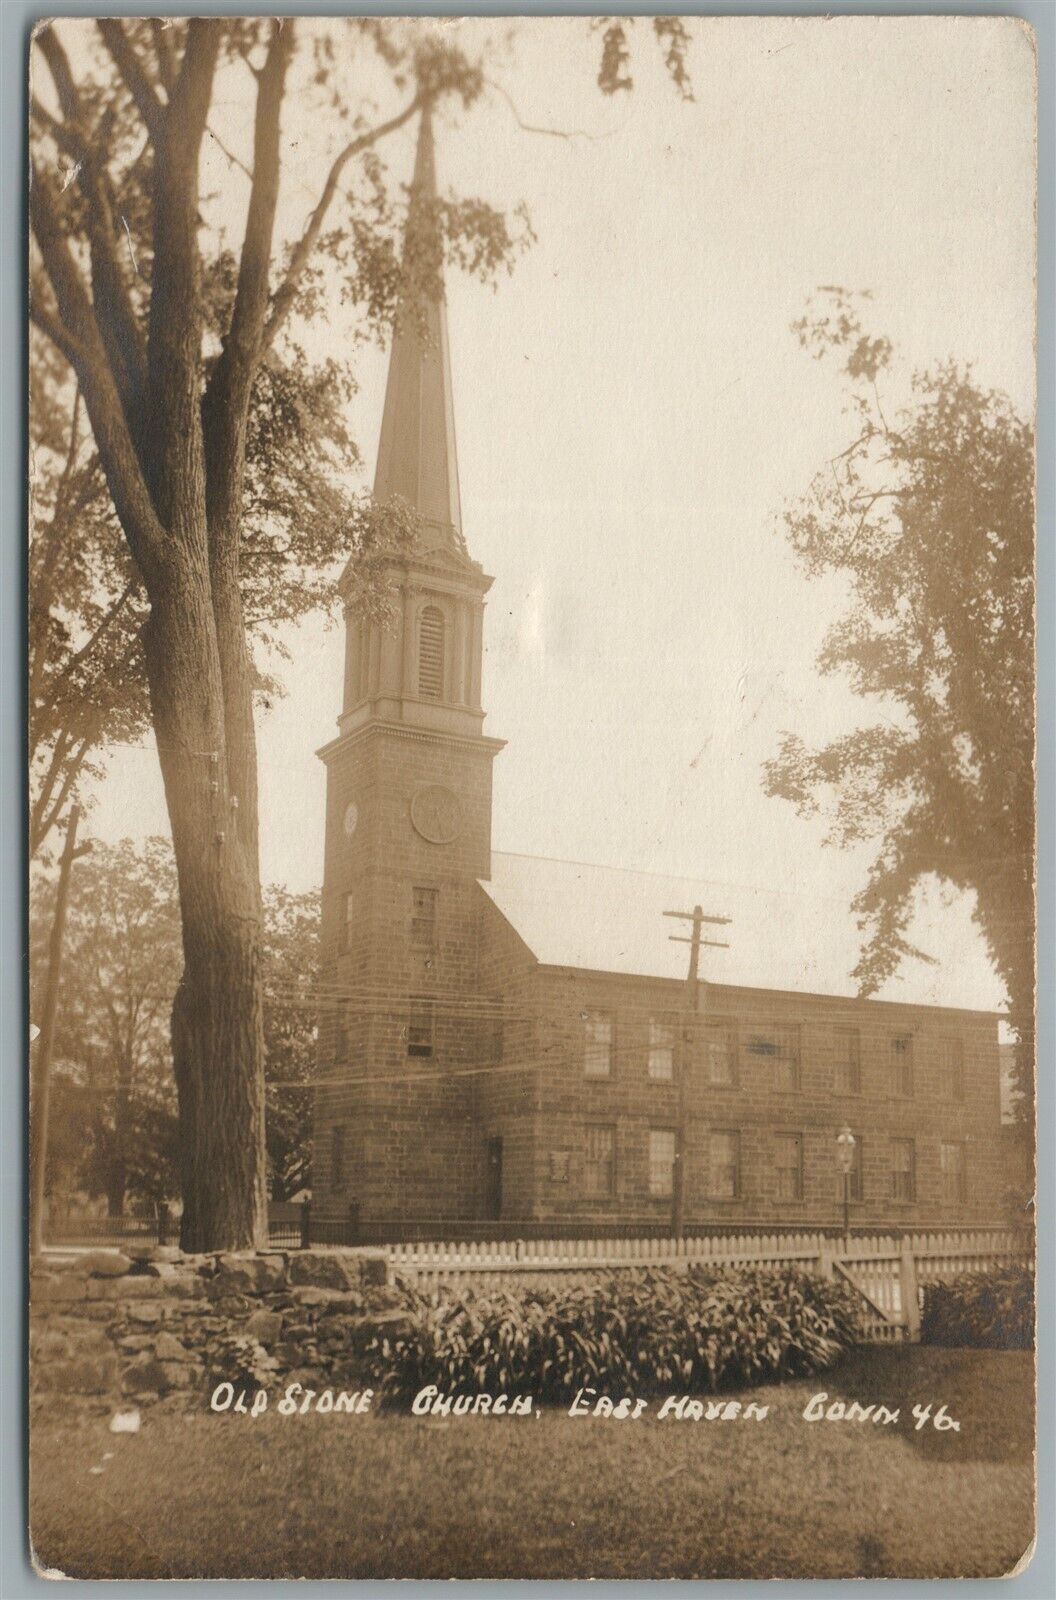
[386,1226,1031,1342]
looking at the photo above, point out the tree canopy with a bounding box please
[31,837,321,1213]
[764,289,1034,1106]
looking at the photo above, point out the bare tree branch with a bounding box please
[30,65,150,423]
[34,25,81,123]
[30,165,167,582]
[28,286,90,373]
[203,19,295,542]
[142,18,220,527]
[97,19,165,140]
[487,78,601,141]
[149,18,177,95]
[262,93,423,352]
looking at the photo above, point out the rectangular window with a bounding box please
[583,1125,615,1198]
[408,997,435,1058]
[648,1129,676,1199]
[709,1130,741,1199]
[336,890,354,956]
[648,1017,675,1080]
[333,1001,349,1063]
[890,1137,916,1202]
[411,886,439,947]
[833,1027,861,1095]
[936,1038,965,1102]
[706,1021,736,1086]
[774,1133,804,1201]
[940,1140,966,1203]
[836,1134,864,1202]
[331,1125,345,1190]
[584,1011,614,1078]
[747,1026,800,1091]
[889,1034,914,1097]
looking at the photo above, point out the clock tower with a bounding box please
[314,107,504,1227]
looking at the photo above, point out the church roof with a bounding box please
[373,104,464,545]
[480,851,995,1016]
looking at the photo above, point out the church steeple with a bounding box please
[372,103,464,547]
[315,104,504,1236]
[334,103,499,745]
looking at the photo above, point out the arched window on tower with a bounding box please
[418,605,445,700]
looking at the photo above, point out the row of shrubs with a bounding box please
[355,1266,865,1404]
[920,1264,1034,1351]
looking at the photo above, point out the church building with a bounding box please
[312,111,1005,1238]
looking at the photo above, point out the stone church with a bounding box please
[312,112,1004,1239]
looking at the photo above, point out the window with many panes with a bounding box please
[889,1034,914,1097]
[940,1140,966,1202]
[706,1021,736,1086]
[331,1125,345,1189]
[648,1017,675,1080]
[890,1137,916,1202]
[935,1038,965,1102]
[411,886,438,947]
[835,1133,864,1202]
[584,1011,614,1078]
[747,1026,800,1091]
[648,1129,676,1198]
[709,1130,740,1198]
[833,1027,861,1094]
[407,997,435,1058]
[774,1133,804,1200]
[583,1125,615,1198]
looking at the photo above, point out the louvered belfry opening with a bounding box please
[418,605,445,699]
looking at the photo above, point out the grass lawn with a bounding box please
[30,1346,1034,1580]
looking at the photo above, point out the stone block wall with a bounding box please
[30,1246,397,1407]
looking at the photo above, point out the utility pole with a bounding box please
[663,904,731,1237]
[30,804,91,1257]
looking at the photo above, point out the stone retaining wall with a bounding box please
[30,1246,400,1406]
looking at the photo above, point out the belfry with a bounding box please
[313,109,1004,1238]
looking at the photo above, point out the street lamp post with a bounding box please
[836,1125,856,1246]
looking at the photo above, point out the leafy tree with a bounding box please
[31,838,323,1212]
[763,289,1034,1108]
[30,18,691,1249]
[30,836,182,1215]
[261,886,320,1200]
[29,340,149,860]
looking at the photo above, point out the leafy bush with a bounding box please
[356,1266,863,1405]
[920,1265,1034,1351]
[206,1333,279,1389]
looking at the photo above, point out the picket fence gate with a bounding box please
[384,1226,1031,1343]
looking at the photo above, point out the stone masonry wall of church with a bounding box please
[313,725,499,1225]
[520,966,1007,1229]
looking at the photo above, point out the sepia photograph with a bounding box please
[26,12,1037,1580]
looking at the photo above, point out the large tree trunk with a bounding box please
[142,570,268,1252]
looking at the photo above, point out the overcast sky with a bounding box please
[85,16,1035,1014]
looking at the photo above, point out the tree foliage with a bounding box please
[30,837,182,1212]
[30,838,321,1209]
[763,289,1034,1105]
[261,885,320,1200]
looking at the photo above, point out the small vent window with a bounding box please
[418,606,445,700]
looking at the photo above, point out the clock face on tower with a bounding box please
[343,801,359,838]
[410,784,462,845]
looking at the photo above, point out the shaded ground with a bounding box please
[30,1347,1034,1579]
